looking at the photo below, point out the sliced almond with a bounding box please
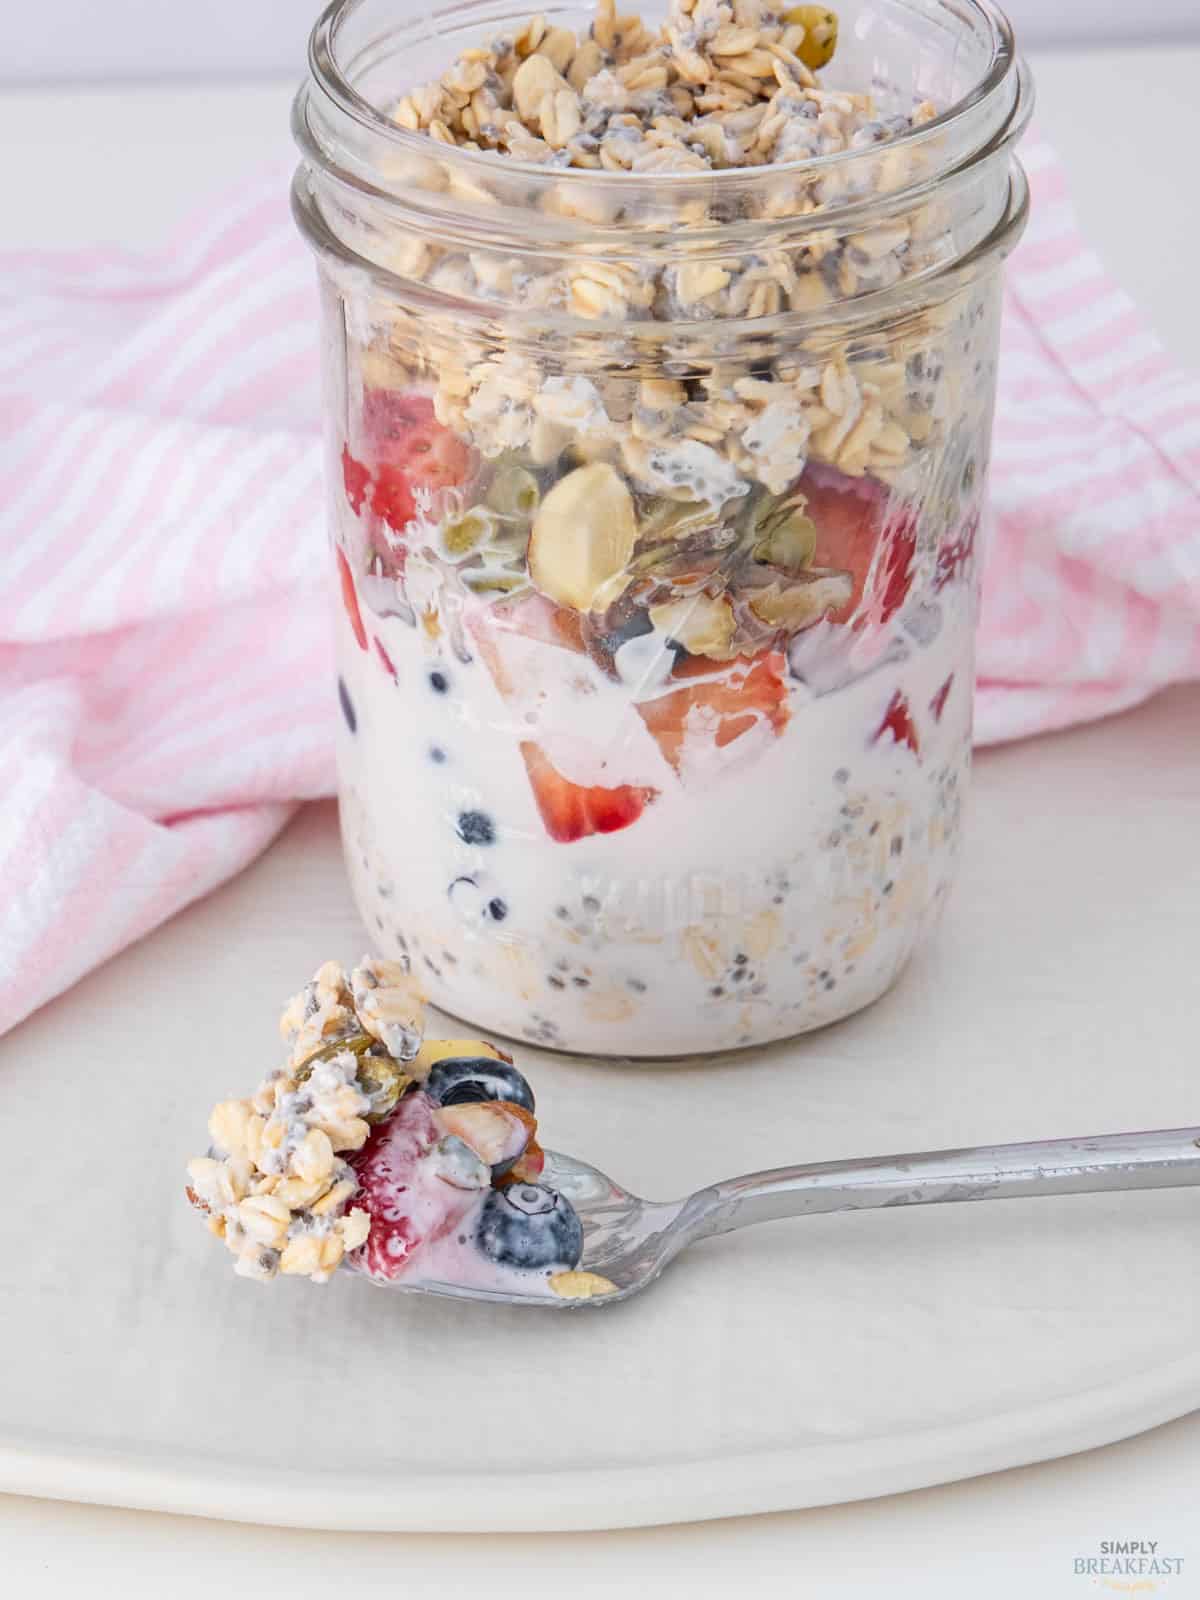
[528,462,637,610]
[434,1100,535,1169]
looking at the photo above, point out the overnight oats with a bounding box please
[292,0,1030,1055]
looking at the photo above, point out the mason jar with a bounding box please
[292,0,1031,1057]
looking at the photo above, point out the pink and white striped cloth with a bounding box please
[2,138,1198,1037]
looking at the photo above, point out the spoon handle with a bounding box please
[692,1127,1200,1239]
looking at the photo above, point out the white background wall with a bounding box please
[4,0,1200,83]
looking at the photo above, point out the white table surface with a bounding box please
[3,43,1199,1598]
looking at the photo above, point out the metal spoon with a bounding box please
[407,1126,1200,1307]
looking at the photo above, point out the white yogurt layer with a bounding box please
[334,552,972,1057]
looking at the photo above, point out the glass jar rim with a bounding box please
[304,0,1022,194]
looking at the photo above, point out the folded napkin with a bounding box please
[2,138,1198,1037]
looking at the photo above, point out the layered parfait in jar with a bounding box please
[295,0,1029,1055]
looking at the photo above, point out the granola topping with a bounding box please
[349,1,961,498]
[187,957,423,1282]
[392,1,879,177]
[187,964,598,1295]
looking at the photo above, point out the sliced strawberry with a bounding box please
[485,592,588,653]
[362,390,441,464]
[468,594,588,702]
[934,510,979,592]
[374,636,397,680]
[874,690,920,755]
[801,464,916,626]
[341,445,371,515]
[929,674,954,722]
[637,650,790,775]
[361,390,471,535]
[336,545,368,651]
[350,1091,477,1282]
[520,742,657,844]
[370,463,419,534]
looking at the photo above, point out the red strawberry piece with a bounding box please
[934,510,979,592]
[341,446,372,516]
[374,636,397,680]
[637,650,790,775]
[929,674,954,722]
[874,690,920,755]
[336,545,368,651]
[482,592,588,655]
[801,464,916,626]
[369,464,419,535]
[350,1091,478,1282]
[468,594,588,700]
[361,390,471,534]
[520,742,657,844]
[362,390,440,462]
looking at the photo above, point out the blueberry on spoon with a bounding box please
[475,1184,584,1273]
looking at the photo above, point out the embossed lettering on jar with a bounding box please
[293,0,1031,1056]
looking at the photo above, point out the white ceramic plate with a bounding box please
[2,687,1197,1532]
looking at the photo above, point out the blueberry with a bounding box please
[429,669,450,694]
[474,1184,583,1273]
[424,1056,535,1115]
[456,810,495,846]
[486,897,508,922]
[337,677,357,734]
